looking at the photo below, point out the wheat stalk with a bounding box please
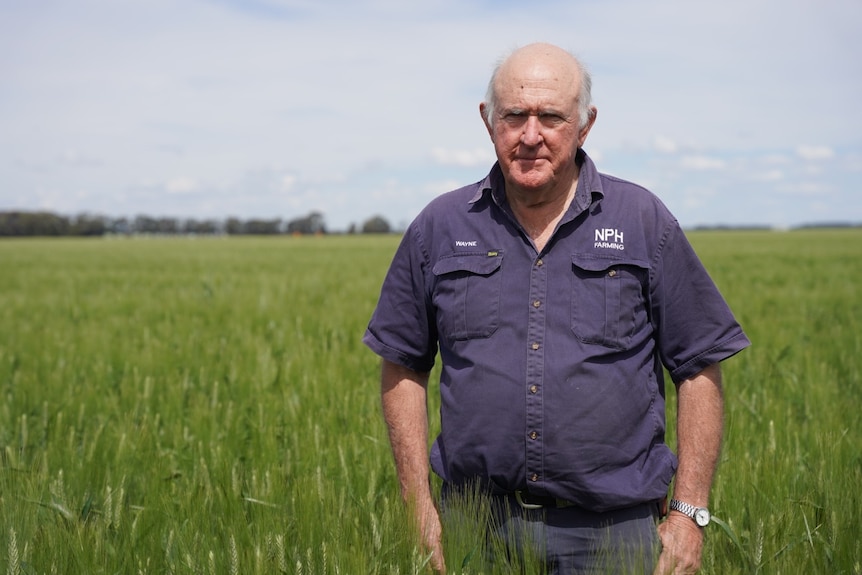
[7,528,19,575]
[229,534,239,575]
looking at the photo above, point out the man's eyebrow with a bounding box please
[500,106,568,116]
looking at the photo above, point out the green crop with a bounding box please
[0,230,859,574]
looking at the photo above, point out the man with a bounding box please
[364,43,750,574]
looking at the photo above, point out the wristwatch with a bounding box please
[669,499,711,527]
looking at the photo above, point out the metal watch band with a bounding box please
[669,499,697,518]
[669,499,710,527]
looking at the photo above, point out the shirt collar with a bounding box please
[468,165,502,205]
[573,148,604,214]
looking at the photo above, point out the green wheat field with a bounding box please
[1,230,860,574]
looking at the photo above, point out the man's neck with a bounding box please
[507,177,578,252]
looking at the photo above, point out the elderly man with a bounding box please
[364,43,749,574]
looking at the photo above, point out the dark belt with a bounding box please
[512,490,576,509]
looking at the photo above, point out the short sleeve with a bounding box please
[650,222,751,382]
[363,223,438,373]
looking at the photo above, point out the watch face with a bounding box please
[695,508,711,527]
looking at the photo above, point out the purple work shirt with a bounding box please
[364,149,750,512]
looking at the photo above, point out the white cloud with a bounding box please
[680,156,726,170]
[166,177,199,194]
[653,136,678,154]
[424,180,463,197]
[752,169,784,182]
[282,174,297,191]
[431,147,494,167]
[776,182,830,196]
[369,178,403,202]
[681,186,717,209]
[844,154,862,172]
[760,153,790,165]
[796,145,835,161]
[58,149,102,168]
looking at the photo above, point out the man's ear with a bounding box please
[578,106,598,147]
[480,102,494,139]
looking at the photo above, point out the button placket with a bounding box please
[525,255,547,488]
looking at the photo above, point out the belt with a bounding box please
[512,490,576,510]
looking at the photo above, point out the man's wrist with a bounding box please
[669,498,711,527]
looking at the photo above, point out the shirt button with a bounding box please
[529,431,538,440]
[532,300,541,308]
[531,342,540,350]
[608,269,617,277]
[536,259,544,267]
[529,385,538,394]
[530,473,539,482]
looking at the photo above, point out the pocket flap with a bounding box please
[571,253,649,273]
[433,252,503,277]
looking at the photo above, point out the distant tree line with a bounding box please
[0,211,395,237]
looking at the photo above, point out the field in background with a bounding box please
[1,230,860,574]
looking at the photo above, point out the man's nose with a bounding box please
[521,116,543,146]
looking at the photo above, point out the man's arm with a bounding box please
[655,363,723,575]
[380,359,446,573]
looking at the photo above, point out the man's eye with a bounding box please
[503,112,526,124]
[540,114,564,126]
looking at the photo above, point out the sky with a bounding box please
[2,0,861,231]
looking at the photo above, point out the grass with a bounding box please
[683,230,862,574]
[0,230,860,573]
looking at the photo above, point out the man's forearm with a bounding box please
[655,364,724,574]
[380,359,433,503]
[380,359,446,572]
[673,363,724,507]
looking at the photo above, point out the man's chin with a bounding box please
[509,172,553,192]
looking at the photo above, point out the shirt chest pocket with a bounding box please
[571,254,649,350]
[432,252,503,341]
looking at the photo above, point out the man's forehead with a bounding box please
[494,52,580,103]
[494,74,580,110]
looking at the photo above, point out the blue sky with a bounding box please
[2,0,860,230]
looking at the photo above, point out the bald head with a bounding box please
[482,43,594,129]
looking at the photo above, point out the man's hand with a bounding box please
[414,496,446,573]
[654,512,704,574]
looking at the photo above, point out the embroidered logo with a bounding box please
[594,228,625,251]
[455,240,478,247]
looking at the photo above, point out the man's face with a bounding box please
[481,50,595,197]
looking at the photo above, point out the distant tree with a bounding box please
[0,211,70,236]
[133,215,158,233]
[156,217,179,234]
[70,213,107,236]
[245,218,282,235]
[111,217,131,235]
[224,217,245,235]
[184,218,219,234]
[287,212,326,235]
[361,215,391,234]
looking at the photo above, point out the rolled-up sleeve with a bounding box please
[363,223,438,373]
[650,222,751,383]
